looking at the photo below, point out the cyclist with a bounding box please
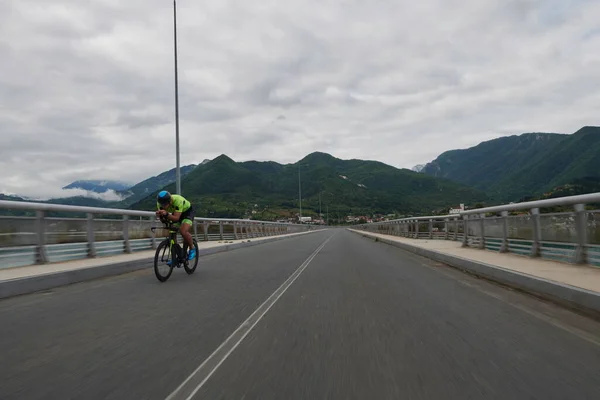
[155,190,196,260]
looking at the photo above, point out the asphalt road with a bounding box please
[1,229,600,399]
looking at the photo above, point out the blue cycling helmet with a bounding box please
[157,190,171,205]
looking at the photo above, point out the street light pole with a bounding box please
[173,0,181,194]
[319,192,321,222]
[298,164,302,221]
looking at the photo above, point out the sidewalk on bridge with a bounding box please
[0,230,319,299]
[347,229,600,316]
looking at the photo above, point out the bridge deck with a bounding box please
[1,229,600,399]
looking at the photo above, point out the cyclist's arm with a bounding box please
[159,206,182,222]
[165,196,186,221]
[155,202,177,221]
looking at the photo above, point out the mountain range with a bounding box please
[420,126,600,202]
[2,126,599,220]
[62,180,133,193]
[128,152,487,220]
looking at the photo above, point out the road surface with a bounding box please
[1,229,600,399]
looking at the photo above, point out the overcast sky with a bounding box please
[1,0,599,199]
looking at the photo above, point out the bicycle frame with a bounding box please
[151,218,185,266]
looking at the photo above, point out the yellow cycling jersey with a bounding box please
[156,194,191,214]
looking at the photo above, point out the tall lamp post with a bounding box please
[173,0,181,194]
[298,164,301,221]
[298,163,310,223]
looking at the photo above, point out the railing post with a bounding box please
[414,220,419,239]
[193,219,198,241]
[479,213,485,249]
[462,215,469,247]
[219,222,224,240]
[500,211,509,253]
[123,215,131,253]
[574,203,588,264]
[444,218,449,240]
[530,208,541,258]
[429,219,433,239]
[87,213,96,258]
[151,217,157,249]
[35,210,48,264]
[453,218,458,241]
[234,222,239,240]
[204,222,209,241]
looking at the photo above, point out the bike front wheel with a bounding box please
[154,240,174,282]
[184,239,199,275]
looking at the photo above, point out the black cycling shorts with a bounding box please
[177,205,195,225]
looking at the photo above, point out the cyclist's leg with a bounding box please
[179,207,196,259]
[179,222,193,247]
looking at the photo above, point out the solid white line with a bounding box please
[164,233,335,400]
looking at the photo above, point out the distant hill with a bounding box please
[421,126,600,202]
[62,180,132,193]
[130,152,489,221]
[0,194,25,202]
[0,162,206,216]
[117,163,199,206]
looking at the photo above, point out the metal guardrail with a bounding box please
[0,200,318,269]
[353,192,600,267]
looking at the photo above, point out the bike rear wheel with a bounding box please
[154,240,174,282]
[184,239,199,275]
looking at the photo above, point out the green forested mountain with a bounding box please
[130,152,488,220]
[503,126,600,200]
[421,126,600,202]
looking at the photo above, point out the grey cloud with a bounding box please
[1,0,599,198]
[114,113,171,130]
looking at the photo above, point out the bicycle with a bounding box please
[151,216,199,282]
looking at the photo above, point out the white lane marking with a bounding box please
[164,233,335,400]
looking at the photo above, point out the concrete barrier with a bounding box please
[0,230,322,300]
